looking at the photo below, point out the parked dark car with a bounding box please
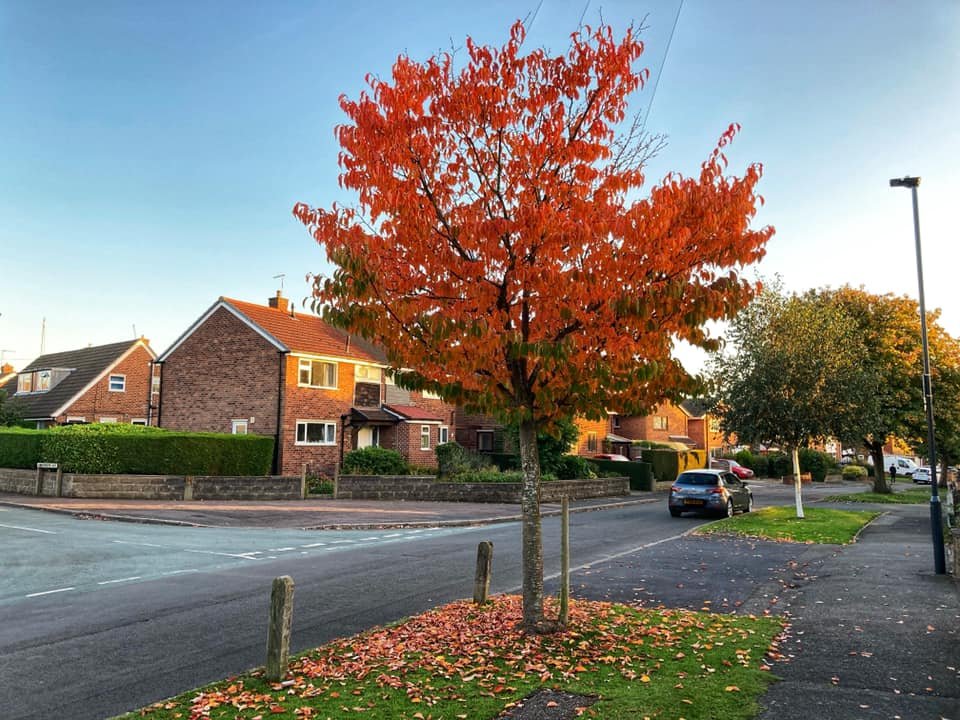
[669,469,753,518]
[710,458,755,480]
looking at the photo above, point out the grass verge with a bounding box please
[119,595,784,720]
[694,506,879,544]
[824,487,930,504]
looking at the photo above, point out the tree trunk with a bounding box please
[866,441,889,493]
[517,417,545,632]
[792,446,805,519]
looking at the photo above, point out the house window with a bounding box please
[296,420,337,445]
[131,418,148,426]
[612,415,621,429]
[151,374,161,395]
[420,425,431,450]
[99,417,117,424]
[422,389,441,400]
[653,416,668,430]
[709,418,721,434]
[477,430,494,452]
[232,419,249,435]
[355,365,382,382]
[298,359,337,388]
[439,426,449,444]
[65,416,86,424]
[36,370,52,392]
[108,374,126,392]
[587,432,598,452]
[17,373,32,393]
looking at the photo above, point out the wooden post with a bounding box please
[473,541,493,605]
[559,495,570,626]
[54,467,63,497]
[183,476,194,501]
[300,464,308,500]
[34,466,43,496]
[333,459,340,499]
[265,576,295,682]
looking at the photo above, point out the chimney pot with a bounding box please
[268,290,289,313]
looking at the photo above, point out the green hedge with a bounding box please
[342,447,408,475]
[591,459,653,490]
[0,424,274,475]
[641,448,680,483]
[842,464,868,480]
[0,428,44,469]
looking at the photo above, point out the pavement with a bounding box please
[3,482,958,719]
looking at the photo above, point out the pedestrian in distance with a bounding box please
[889,464,897,487]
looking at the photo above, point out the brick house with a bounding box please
[0,339,159,428]
[156,293,457,476]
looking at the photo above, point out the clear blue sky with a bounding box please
[2,1,957,372]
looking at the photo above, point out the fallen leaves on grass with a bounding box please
[176,595,780,719]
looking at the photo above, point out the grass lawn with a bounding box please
[119,595,784,720]
[824,487,931,504]
[694,506,880,544]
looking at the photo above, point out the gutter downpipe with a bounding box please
[273,351,287,476]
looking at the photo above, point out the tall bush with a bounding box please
[641,448,679,482]
[0,428,44,469]
[342,446,408,475]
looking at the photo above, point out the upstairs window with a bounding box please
[37,370,52,392]
[16,373,33,393]
[653,416,668,430]
[421,389,441,400]
[299,359,337,389]
[151,374,161,396]
[587,432,598,452]
[108,374,126,392]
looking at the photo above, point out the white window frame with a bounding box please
[653,415,668,430]
[298,359,337,389]
[421,389,441,400]
[231,419,249,435]
[151,374,161,395]
[99,417,117,424]
[131,418,148,426]
[65,416,86,424]
[420,424,431,450]
[439,426,449,444]
[295,420,337,446]
[108,374,126,392]
[17,373,33,393]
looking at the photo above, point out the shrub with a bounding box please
[306,474,335,495]
[342,446,408,475]
[552,454,596,480]
[40,423,273,475]
[842,464,868,480]
[0,427,44,469]
[641,448,679,482]
[592,458,652,490]
[799,448,837,482]
[451,469,526,483]
[766,452,792,478]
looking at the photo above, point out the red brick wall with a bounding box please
[454,409,504,452]
[59,344,155,424]
[616,403,691,445]
[160,307,282,438]
[396,421,441,468]
[573,417,609,457]
[280,354,355,477]
[687,417,707,452]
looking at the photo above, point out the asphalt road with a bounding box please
[0,480,858,720]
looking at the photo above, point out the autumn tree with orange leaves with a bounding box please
[295,21,773,632]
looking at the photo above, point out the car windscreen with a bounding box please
[676,473,720,486]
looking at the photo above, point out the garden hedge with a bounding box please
[0,424,274,475]
[592,459,653,490]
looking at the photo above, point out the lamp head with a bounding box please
[889,176,921,188]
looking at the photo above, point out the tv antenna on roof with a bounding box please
[272,273,286,290]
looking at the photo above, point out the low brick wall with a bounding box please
[336,475,630,503]
[0,467,302,500]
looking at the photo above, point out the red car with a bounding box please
[709,458,755,480]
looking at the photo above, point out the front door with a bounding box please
[357,426,379,449]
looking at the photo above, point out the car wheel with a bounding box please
[745,494,753,513]
[725,499,734,518]
[670,508,682,517]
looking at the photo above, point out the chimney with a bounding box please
[268,290,289,313]
[1,363,13,375]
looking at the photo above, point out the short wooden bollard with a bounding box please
[473,541,493,605]
[559,496,570,626]
[265,576,295,682]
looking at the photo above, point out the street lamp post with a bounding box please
[889,175,946,575]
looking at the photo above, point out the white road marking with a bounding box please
[183,549,260,559]
[360,537,380,541]
[112,540,165,548]
[301,542,326,548]
[97,576,142,585]
[161,569,199,576]
[330,539,354,544]
[26,587,75,598]
[0,522,57,534]
[382,533,402,538]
